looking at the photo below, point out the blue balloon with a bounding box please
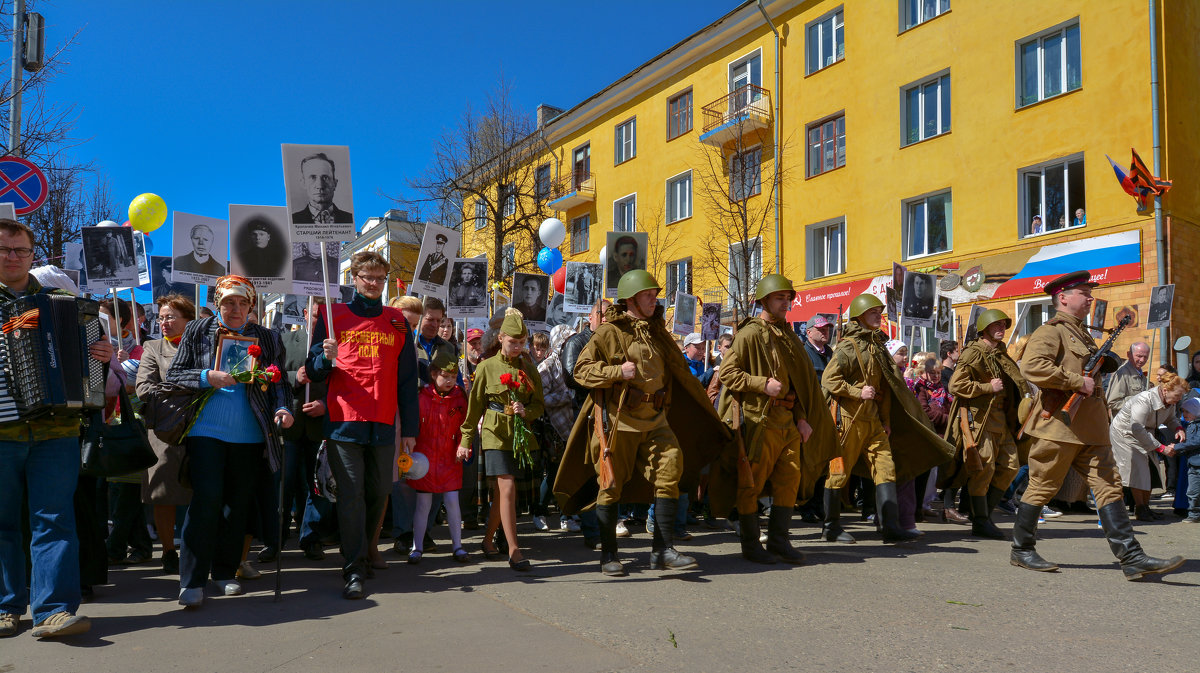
[536,247,562,275]
[142,235,154,254]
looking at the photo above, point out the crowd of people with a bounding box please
[0,214,1192,640]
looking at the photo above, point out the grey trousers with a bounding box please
[327,440,393,579]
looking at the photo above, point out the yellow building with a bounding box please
[461,0,1199,366]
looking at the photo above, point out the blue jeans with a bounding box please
[0,436,82,623]
[1186,465,1200,519]
[647,494,689,536]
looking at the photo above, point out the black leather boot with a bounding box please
[649,498,698,570]
[595,504,625,576]
[739,513,777,564]
[765,507,804,564]
[1098,501,1185,580]
[822,487,856,543]
[1010,502,1058,571]
[876,482,917,542]
[1134,504,1156,522]
[970,490,1005,539]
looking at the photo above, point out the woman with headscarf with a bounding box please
[167,275,293,608]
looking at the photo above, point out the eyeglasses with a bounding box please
[356,273,388,284]
[0,246,33,259]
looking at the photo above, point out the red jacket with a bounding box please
[407,384,468,493]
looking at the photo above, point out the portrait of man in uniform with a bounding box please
[236,216,288,278]
[513,272,548,323]
[604,231,648,297]
[417,234,450,285]
[448,260,487,313]
[290,152,353,224]
[902,271,935,327]
[1146,284,1174,330]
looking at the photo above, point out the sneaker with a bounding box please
[1041,506,1062,519]
[215,579,243,596]
[646,517,656,535]
[996,500,1018,515]
[561,517,581,533]
[615,520,631,537]
[0,612,17,638]
[1182,517,1200,524]
[532,515,550,531]
[675,530,693,541]
[178,587,204,607]
[126,549,151,565]
[30,612,90,638]
[236,561,261,580]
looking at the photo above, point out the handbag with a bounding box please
[141,381,200,446]
[80,386,157,478]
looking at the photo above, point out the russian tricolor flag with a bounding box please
[991,230,1142,299]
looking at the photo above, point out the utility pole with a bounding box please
[8,0,25,157]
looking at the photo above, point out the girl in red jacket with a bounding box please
[407,346,471,563]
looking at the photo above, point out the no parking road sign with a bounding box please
[0,156,48,216]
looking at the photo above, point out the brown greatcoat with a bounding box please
[1021,313,1111,446]
[553,304,734,514]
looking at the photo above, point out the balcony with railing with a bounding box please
[547,169,596,212]
[699,84,773,147]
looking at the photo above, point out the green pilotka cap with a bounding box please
[500,307,527,338]
[429,343,459,373]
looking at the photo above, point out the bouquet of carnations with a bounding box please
[499,369,535,469]
[231,344,283,391]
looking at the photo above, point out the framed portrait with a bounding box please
[1089,298,1109,338]
[513,271,550,331]
[215,333,259,373]
[282,143,355,242]
[901,270,935,328]
[603,230,648,298]
[229,204,292,293]
[1146,284,1174,330]
[81,226,139,289]
[447,259,489,318]
[411,222,461,298]
[171,212,229,285]
[935,295,953,340]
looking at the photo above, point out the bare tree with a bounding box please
[25,166,120,264]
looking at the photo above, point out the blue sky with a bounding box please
[41,0,739,262]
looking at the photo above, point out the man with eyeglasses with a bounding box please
[0,219,114,639]
[306,251,419,600]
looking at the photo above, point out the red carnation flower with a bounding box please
[266,364,282,383]
[500,372,513,386]
[248,344,262,357]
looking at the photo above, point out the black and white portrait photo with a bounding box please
[171,212,229,285]
[1089,298,1109,337]
[700,302,721,341]
[935,295,953,340]
[215,334,258,373]
[564,261,603,314]
[513,272,549,328]
[81,226,139,288]
[901,270,936,328]
[283,144,355,242]
[546,293,568,328]
[411,223,461,298]
[291,241,340,295]
[964,304,985,344]
[890,262,906,323]
[282,294,305,326]
[604,231,648,298]
[1146,284,1174,330]
[132,232,150,287]
[151,256,195,303]
[64,241,88,293]
[447,259,488,318]
[230,204,292,294]
[673,292,697,336]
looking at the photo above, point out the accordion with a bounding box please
[0,293,107,423]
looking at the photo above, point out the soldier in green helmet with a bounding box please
[554,270,731,576]
[943,308,1028,539]
[822,293,954,542]
[708,274,837,564]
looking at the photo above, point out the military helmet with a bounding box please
[755,273,796,301]
[616,269,660,300]
[975,308,1012,332]
[847,293,884,319]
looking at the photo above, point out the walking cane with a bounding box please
[275,419,285,602]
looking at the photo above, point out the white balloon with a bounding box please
[404,452,430,481]
[598,245,607,264]
[539,217,566,248]
[97,220,119,227]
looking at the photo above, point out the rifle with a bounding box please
[593,386,627,490]
[729,396,757,489]
[1039,314,1131,421]
[957,408,985,474]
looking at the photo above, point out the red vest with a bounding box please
[321,303,409,424]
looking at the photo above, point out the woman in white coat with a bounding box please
[1109,372,1188,521]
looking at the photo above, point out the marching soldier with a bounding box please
[1013,270,1183,579]
[945,309,1027,539]
[554,270,730,576]
[822,294,953,543]
[711,274,837,564]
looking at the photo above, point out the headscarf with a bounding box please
[213,274,256,308]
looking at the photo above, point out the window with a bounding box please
[1018,23,1081,107]
[902,73,950,145]
[535,164,551,201]
[1015,298,1055,336]
[666,171,692,223]
[571,214,590,254]
[572,144,591,186]
[902,0,949,31]
[806,7,844,74]
[806,219,845,280]
[668,90,692,140]
[613,194,636,232]
[473,200,487,230]
[502,243,515,278]
[1020,155,1085,237]
[500,183,516,217]
[614,119,636,164]
[807,114,846,176]
[729,238,762,306]
[666,258,692,298]
[730,147,762,200]
[903,190,951,259]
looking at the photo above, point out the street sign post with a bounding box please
[0,155,48,215]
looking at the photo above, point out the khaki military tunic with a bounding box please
[821,323,898,488]
[947,340,1021,496]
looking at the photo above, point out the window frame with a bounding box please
[901,70,950,147]
[614,118,637,165]
[613,193,637,232]
[900,0,950,33]
[665,170,693,224]
[665,258,693,299]
[1015,19,1082,109]
[473,200,487,230]
[501,243,515,279]
[728,237,763,307]
[1015,297,1055,337]
[500,183,516,218]
[807,112,847,177]
[901,189,952,261]
[570,214,590,255]
[1018,152,1086,239]
[534,163,551,201]
[805,217,847,280]
[806,6,845,75]
[730,145,763,201]
[667,88,693,141]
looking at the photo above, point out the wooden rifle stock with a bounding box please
[958,408,984,474]
[593,390,616,490]
[729,397,756,490]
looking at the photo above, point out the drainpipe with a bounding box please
[756,0,782,274]
[1149,0,1167,364]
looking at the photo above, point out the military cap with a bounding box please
[435,233,448,243]
[1043,270,1096,296]
[429,343,459,373]
[500,307,527,338]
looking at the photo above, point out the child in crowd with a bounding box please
[407,345,472,563]
[1175,397,1200,523]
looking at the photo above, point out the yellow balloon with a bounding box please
[128,193,168,233]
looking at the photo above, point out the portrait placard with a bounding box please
[901,270,935,328]
[282,294,306,326]
[132,232,151,288]
[964,304,985,344]
[283,144,355,242]
[935,295,953,341]
[64,241,88,293]
[604,230,648,298]
[447,258,488,319]
[1146,284,1174,330]
[151,255,195,303]
[411,223,460,298]
[673,292,698,337]
[513,271,549,332]
[291,241,341,296]
[564,261,603,314]
[229,204,292,294]
[546,294,569,328]
[214,333,259,373]
[700,303,722,341]
[172,212,228,285]
[81,226,139,288]
[1089,298,1109,338]
[889,262,906,324]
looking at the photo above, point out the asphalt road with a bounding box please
[4,506,1197,673]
